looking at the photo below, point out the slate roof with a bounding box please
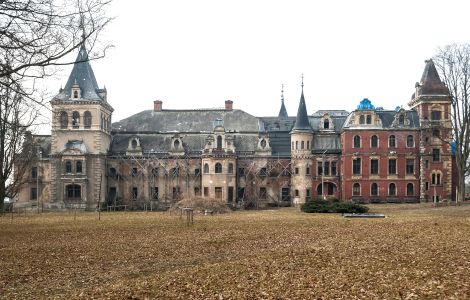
[416,59,449,96]
[112,109,260,133]
[54,44,105,101]
[291,89,312,131]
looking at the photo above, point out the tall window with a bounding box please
[389,183,396,196]
[406,183,414,196]
[217,135,222,150]
[431,110,441,120]
[370,159,379,175]
[359,115,365,124]
[399,115,405,125]
[324,119,329,129]
[131,187,138,199]
[389,135,396,148]
[76,161,82,173]
[324,162,330,176]
[371,135,378,148]
[353,158,361,175]
[30,187,37,200]
[406,135,414,147]
[331,162,337,176]
[31,167,38,179]
[352,183,361,196]
[228,163,234,174]
[388,159,396,175]
[306,165,310,175]
[353,135,361,148]
[65,161,72,173]
[131,167,138,177]
[259,187,267,199]
[366,115,372,124]
[72,111,80,128]
[432,172,441,185]
[406,159,414,175]
[432,149,440,162]
[204,163,209,173]
[215,163,222,173]
[60,111,68,129]
[371,183,378,196]
[317,162,322,176]
[301,141,304,149]
[151,187,159,199]
[84,111,92,128]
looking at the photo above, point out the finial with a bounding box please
[281,84,284,102]
[301,73,304,90]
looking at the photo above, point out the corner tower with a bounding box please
[290,78,313,205]
[408,59,452,202]
[49,44,114,208]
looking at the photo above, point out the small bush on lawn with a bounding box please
[301,200,369,213]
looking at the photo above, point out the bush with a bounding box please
[301,200,369,214]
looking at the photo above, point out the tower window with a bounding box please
[84,111,92,128]
[301,141,304,149]
[73,90,78,99]
[432,149,440,162]
[60,111,68,129]
[66,184,81,199]
[215,163,222,174]
[72,111,80,128]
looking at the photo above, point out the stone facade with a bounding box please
[15,50,456,209]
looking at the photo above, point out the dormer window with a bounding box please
[73,90,78,99]
[366,115,371,124]
[260,139,267,149]
[131,139,138,149]
[359,115,365,124]
[399,115,405,125]
[174,139,180,148]
[324,119,329,129]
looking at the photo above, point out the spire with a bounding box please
[292,75,312,131]
[54,45,103,101]
[416,59,449,96]
[278,84,288,118]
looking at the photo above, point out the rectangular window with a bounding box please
[295,189,299,197]
[306,166,310,175]
[131,187,138,200]
[295,167,299,175]
[331,162,337,176]
[431,111,441,120]
[259,187,267,199]
[324,161,330,176]
[388,159,396,175]
[31,167,38,179]
[425,160,429,169]
[317,163,322,176]
[353,158,361,175]
[306,188,311,201]
[425,182,429,191]
[281,188,290,201]
[406,159,414,175]
[204,187,209,197]
[370,159,379,175]
[30,187,37,200]
[432,149,440,162]
[215,187,222,199]
[151,187,159,199]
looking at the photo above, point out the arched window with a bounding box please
[359,115,365,124]
[84,111,92,128]
[301,141,304,149]
[371,183,378,196]
[174,139,180,149]
[73,90,79,99]
[131,139,138,149]
[324,119,329,129]
[203,163,209,173]
[371,135,378,148]
[406,183,414,196]
[353,135,361,148]
[215,163,222,173]
[399,115,405,125]
[217,136,222,150]
[228,163,234,174]
[389,183,396,196]
[352,183,361,196]
[431,110,441,120]
[406,135,414,147]
[76,161,82,173]
[66,184,81,200]
[72,111,80,128]
[389,135,396,148]
[260,139,267,149]
[60,111,68,129]
[65,161,72,173]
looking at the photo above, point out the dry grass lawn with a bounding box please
[1,204,470,299]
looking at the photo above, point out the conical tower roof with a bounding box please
[291,81,312,132]
[278,85,288,118]
[417,59,449,96]
[55,44,104,101]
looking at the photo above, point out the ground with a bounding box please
[1,204,470,299]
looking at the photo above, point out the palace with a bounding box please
[16,45,456,209]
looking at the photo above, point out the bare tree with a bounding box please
[0,77,39,212]
[434,43,470,202]
[0,0,112,83]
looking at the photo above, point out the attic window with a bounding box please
[359,115,365,124]
[366,115,371,124]
[324,119,329,129]
[260,139,266,149]
[73,90,78,99]
[131,139,138,149]
[174,139,180,149]
[399,115,405,125]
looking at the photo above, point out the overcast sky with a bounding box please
[49,0,470,123]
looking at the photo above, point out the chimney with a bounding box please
[154,100,162,112]
[225,100,233,111]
